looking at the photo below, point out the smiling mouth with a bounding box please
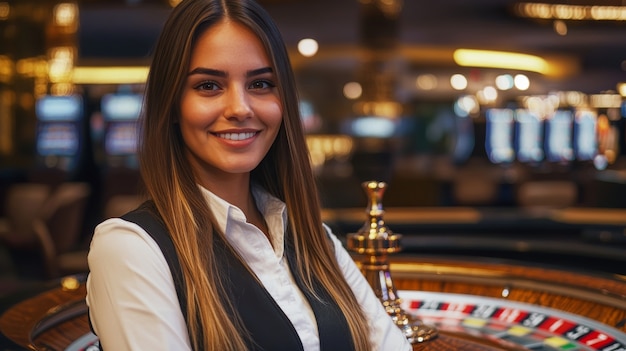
[215,132,258,141]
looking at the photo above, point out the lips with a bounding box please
[214,131,258,141]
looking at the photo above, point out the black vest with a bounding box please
[97,202,354,351]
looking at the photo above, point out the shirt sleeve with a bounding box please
[323,224,412,351]
[86,218,192,351]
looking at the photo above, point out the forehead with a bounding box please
[189,20,272,70]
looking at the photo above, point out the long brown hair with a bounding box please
[139,0,370,349]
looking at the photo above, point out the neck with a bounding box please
[201,173,250,208]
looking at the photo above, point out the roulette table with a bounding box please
[0,255,624,351]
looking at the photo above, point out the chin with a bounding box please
[223,164,261,175]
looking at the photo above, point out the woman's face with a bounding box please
[180,20,282,184]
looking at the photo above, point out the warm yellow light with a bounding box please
[297,38,319,57]
[516,2,626,21]
[0,2,9,20]
[50,83,74,96]
[590,93,622,108]
[61,276,80,291]
[16,57,47,78]
[305,134,354,171]
[343,82,362,99]
[453,49,550,75]
[72,66,149,84]
[450,74,468,90]
[48,46,74,83]
[54,3,77,26]
[618,83,626,97]
[354,101,403,119]
[0,55,12,82]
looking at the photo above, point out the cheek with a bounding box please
[261,101,283,129]
[180,96,216,129]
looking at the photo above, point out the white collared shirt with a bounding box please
[86,186,411,351]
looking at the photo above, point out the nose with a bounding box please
[224,85,252,121]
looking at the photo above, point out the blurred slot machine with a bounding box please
[485,108,515,164]
[514,109,544,163]
[34,94,84,183]
[544,109,574,163]
[100,93,143,206]
[101,93,142,168]
[573,109,597,162]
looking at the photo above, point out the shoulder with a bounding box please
[86,217,188,349]
[89,217,169,273]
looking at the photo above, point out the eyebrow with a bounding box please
[187,66,274,78]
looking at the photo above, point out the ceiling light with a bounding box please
[297,38,319,58]
[343,82,363,99]
[72,66,148,84]
[515,2,626,21]
[514,74,531,91]
[450,74,468,90]
[454,49,550,75]
[54,3,78,28]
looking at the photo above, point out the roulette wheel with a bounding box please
[402,290,626,351]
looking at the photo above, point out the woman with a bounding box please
[86,0,411,350]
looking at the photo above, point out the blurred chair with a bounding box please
[32,182,91,278]
[516,180,578,209]
[0,183,51,250]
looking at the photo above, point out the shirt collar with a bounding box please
[198,184,288,249]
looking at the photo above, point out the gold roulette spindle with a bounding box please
[346,180,438,343]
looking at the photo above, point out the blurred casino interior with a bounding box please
[0,0,626,292]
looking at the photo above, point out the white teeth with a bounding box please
[216,132,256,141]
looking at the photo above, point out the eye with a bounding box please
[194,81,220,91]
[249,80,275,90]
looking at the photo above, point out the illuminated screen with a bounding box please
[344,117,396,138]
[545,110,574,162]
[574,110,597,161]
[515,109,543,163]
[105,122,138,155]
[36,123,80,156]
[101,93,143,121]
[35,95,83,122]
[485,108,514,163]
